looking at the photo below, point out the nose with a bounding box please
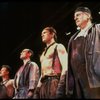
[20,52,22,55]
[41,33,44,37]
[74,16,77,20]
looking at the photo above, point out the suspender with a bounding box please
[52,45,58,69]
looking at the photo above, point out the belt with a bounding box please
[41,75,60,83]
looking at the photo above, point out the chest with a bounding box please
[40,44,57,62]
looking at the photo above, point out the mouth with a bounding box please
[42,36,45,40]
[76,20,79,23]
[76,20,80,25]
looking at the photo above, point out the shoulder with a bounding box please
[55,43,67,54]
[30,62,39,69]
[6,79,14,86]
[95,24,100,28]
[93,24,100,34]
[56,43,66,50]
[95,23,100,26]
[8,79,14,83]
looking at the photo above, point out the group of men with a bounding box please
[0,6,100,99]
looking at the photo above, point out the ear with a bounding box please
[29,52,32,57]
[6,71,9,75]
[85,12,91,19]
[52,32,55,38]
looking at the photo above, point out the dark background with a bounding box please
[0,1,100,78]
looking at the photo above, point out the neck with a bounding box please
[44,41,56,56]
[23,58,30,65]
[80,20,92,30]
[2,76,9,82]
[46,39,55,47]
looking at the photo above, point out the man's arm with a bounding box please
[27,62,40,98]
[56,44,68,98]
[57,44,68,76]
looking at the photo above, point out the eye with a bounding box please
[76,14,79,17]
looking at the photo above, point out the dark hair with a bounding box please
[75,7,92,20]
[43,27,57,41]
[28,49,34,58]
[1,65,12,73]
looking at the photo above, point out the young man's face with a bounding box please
[74,11,90,28]
[0,67,9,77]
[41,29,53,43]
[20,49,30,60]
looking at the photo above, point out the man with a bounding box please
[13,48,39,99]
[67,7,100,98]
[0,65,14,98]
[34,27,68,99]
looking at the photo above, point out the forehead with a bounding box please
[74,11,84,16]
[22,49,29,52]
[1,67,7,71]
[42,29,49,33]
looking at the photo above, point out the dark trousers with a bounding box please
[40,76,59,99]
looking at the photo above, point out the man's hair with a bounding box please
[43,27,57,41]
[27,49,34,58]
[75,7,92,20]
[1,65,12,73]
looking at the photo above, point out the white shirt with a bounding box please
[74,23,93,40]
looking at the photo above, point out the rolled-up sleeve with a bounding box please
[29,62,40,90]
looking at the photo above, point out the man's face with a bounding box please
[0,67,9,77]
[20,49,30,60]
[41,29,53,43]
[74,11,90,28]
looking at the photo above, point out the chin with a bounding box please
[42,39,45,42]
[76,22,80,26]
[42,40,46,43]
[76,23,79,26]
[20,57,23,60]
